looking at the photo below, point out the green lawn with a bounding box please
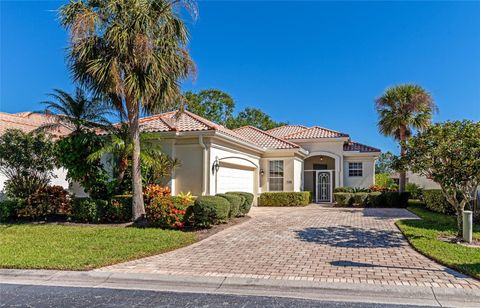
[0,224,197,270]
[396,203,480,279]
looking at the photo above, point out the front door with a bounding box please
[316,171,332,203]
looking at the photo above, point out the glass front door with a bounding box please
[316,171,331,202]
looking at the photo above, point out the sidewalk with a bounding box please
[1,269,480,307]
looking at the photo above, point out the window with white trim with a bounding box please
[348,162,363,177]
[269,160,284,191]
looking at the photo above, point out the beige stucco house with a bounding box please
[138,110,381,203]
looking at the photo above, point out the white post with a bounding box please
[463,211,473,243]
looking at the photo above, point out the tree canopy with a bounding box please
[404,120,480,235]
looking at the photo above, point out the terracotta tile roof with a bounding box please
[125,110,260,148]
[233,126,299,149]
[283,126,349,139]
[267,125,308,138]
[343,141,380,153]
[0,111,71,137]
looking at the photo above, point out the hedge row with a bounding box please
[423,189,455,215]
[70,195,132,223]
[258,192,310,207]
[187,192,254,228]
[333,192,410,208]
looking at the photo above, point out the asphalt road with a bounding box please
[0,284,430,308]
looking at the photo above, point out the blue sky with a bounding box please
[1,1,479,153]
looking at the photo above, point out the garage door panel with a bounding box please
[217,166,255,194]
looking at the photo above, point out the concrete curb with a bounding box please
[1,269,480,307]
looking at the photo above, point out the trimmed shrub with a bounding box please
[217,193,241,218]
[103,195,133,222]
[70,198,100,223]
[423,189,455,215]
[171,195,195,211]
[333,193,354,206]
[353,192,369,206]
[406,183,423,200]
[146,196,186,229]
[19,186,71,219]
[367,192,384,207]
[226,192,254,215]
[258,192,310,207]
[0,199,22,222]
[383,192,410,208]
[334,187,353,193]
[191,196,231,227]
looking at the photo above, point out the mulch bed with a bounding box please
[184,215,251,241]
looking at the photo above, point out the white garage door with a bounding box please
[216,164,255,194]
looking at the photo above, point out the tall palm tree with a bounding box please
[375,84,437,192]
[39,87,111,135]
[59,0,196,220]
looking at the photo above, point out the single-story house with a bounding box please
[136,110,381,203]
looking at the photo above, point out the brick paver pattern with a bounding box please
[97,206,480,289]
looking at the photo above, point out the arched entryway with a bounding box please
[304,152,341,203]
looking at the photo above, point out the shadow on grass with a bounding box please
[294,226,405,248]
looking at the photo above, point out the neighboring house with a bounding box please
[390,171,441,190]
[0,111,76,195]
[131,110,380,203]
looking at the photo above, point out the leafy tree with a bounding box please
[374,173,395,189]
[88,123,180,188]
[0,130,56,199]
[375,151,396,174]
[184,89,235,125]
[405,120,480,236]
[227,107,287,130]
[59,0,195,220]
[55,132,110,199]
[39,87,111,134]
[375,84,436,192]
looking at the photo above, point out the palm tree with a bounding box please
[375,84,437,192]
[88,123,180,186]
[59,0,196,220]
[38,87,111,135]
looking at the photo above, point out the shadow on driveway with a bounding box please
[294,226,405,248]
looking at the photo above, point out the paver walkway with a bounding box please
[97,205,480,289]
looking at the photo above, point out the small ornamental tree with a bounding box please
[0,129,56,198]
[405,120,480,236]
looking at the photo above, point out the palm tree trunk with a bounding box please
[399,127,406,193]
[127,102,145,221]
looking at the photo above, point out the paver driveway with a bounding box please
[98,205,480,289]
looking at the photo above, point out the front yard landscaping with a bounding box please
[0,224,197,270]
[396,202,480,279]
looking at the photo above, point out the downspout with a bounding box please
[198,135,207,195]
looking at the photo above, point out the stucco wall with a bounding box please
[260,155,299,193]
[343,156,375,188]
[174,144,203,196]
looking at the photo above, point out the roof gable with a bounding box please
[233,126,299,150]
[267,125,308,138]
[283,126,349,140]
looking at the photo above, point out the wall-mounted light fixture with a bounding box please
[260,169,265,176]
[212,158,220,174]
